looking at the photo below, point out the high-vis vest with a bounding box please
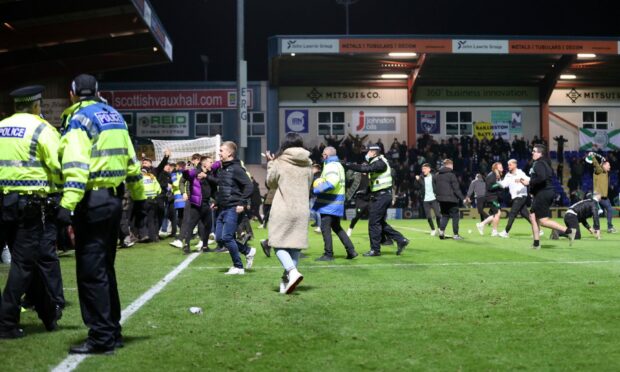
[313,158,346,217]
[59,100,145,210]
[171,171,185,208]
[369,155,392,192]
[142,172,162,199]
[0,113,62,195]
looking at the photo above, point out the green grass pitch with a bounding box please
[1,218,620,371]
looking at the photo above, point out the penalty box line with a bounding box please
[52,252,201,372]
[192,259,620,271]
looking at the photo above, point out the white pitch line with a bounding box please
[192,259,620,271]
[398,226,433,234]
[52,252,201,372]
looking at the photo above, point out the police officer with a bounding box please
[344,144,409,256]
[0,85,65,338]
[56,74,146,354]
[140,166,163,242]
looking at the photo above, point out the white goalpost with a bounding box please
[151,135,221,164]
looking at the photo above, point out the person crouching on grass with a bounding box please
[265,133,313,294]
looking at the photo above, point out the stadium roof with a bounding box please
[269,35,620,95]
[0,0,173,85]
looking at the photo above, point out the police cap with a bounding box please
[9,85,45,103]
[367,144,382,152]
[71,74,98,96]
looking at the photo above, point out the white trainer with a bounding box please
[346,228,352,237]
[285,268,303,294]
[491,230,499,237]
[169,239,183,248]
[314,227,321,233]
[476,222,484,235]
[1,245,11,264]
[279,280,288,294]
[499,231,509,238]
[225,267,245,275]
[430,229,437,236]
[194,240,204,249]
[245,247,257,269]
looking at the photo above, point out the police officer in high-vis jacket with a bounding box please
[56,74,146,354]
[344,144,409,256]
[0,85,65,339]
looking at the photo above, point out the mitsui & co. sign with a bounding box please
[279,87,407,107]
[137,112,189,137]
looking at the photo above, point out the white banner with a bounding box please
[280,38,340,54]
[452,39,509,54]
[279,87,407,107]
[352,110,400,134]
[137,112,189,137]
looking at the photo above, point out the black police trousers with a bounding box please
[73,188,123,348]
[0,203,64,331]
[368,191,405,252]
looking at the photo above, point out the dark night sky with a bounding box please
[105,0,618,82]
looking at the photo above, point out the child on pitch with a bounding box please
[265,133,313,294]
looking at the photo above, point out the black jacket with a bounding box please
[214,159,253,209]
[433,167,464,203]
[485,171,501,201]
[414,173,436,200]
[568,199,601,230]
[529,158,554,195]
[152,154,170,197]
[345,156,388,175]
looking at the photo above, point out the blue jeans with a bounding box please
[275,248,300,272]
[599,198,615,229]
[215,207,250,268]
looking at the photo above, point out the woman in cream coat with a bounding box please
[265,133,313,294]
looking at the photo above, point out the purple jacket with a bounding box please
[183,166,216,207]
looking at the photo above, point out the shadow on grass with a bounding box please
[24,323,82,335]
[271,285,317,294]
[119,335,152,347]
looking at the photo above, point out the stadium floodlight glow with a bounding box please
[153,46,158,52]
[577,53,596,59]
[388,52,417,57]
[381,73,408,79]
[291,53,296,57]
[560,74,577,80]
